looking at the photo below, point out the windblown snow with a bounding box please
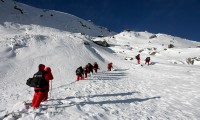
[0,0,200,120]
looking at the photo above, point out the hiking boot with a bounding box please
[33,107,41,113]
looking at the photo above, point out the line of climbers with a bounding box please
[26,62,113,109]
[26,55,150,110]
[135,54,151,65]
[75,62,113,81]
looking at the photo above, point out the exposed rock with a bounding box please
[149,52,156,55]
[168,44,175,48]
[93,40,110,47]
[83,41,90,45]
[149,34,157,39]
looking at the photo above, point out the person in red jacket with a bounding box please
[135,54,140,64]
[83,65,89,78]
[145,57,150,65]
[42,67,54,102]
[32,64,47,109]
[107,62,113,71]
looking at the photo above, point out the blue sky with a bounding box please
[16,0,200,42]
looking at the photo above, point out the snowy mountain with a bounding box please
[1,0,200,120]
[0,0,113,37]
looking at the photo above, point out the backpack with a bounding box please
[88,63,92,67]
[76,68,82,75]
[93,63,98,69]
[26,71,48,88]
[146,57,150,61]
[88,63,93,69]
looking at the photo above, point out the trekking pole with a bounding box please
[50,80,52,99]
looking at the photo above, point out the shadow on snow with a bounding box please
[85,71,127,81]
[57,70,128,90]
[44,92,161,108]
[65,91,139,99]
[79,96,160,105]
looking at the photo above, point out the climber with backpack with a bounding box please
[28,64,48,109]
[93,62,99,73]
[88,63,93,75]
[145,57,151,65]
[76,66,84,81]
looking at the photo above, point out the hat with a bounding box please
[39,64,45,71]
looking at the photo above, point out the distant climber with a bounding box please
[76,66,84,81]
[107,62,113,71]
[145,57,151,65]
[135,54,140,64]
[93,62,99,73]
[88,63,93,75]
[84,64,89,78]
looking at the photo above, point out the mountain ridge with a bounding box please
[0,0,113,37]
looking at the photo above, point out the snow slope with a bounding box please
[1,0,200,120]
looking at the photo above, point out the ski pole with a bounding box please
[50,80,52,99]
